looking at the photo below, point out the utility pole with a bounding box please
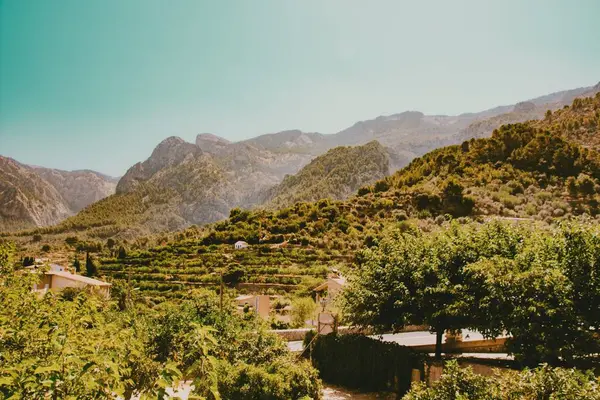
[220,270,224,312]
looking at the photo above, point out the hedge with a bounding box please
[310,333,421,395]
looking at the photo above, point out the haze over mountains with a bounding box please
[1,81,598,233]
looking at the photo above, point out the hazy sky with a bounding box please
[1,0,599,176]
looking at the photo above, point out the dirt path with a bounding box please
[322,386,396,399]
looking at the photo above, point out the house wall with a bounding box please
[35,275,52,290]
[255,295,270,319]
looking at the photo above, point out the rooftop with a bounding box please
[47,271,112,287]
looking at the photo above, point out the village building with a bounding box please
[234,240,249,250]
[31,265,111,298]
[314,275,347,306]
[235,294,270,318]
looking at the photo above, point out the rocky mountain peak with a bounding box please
[195,133,231,154]
[150,136,200,162]
[117,136,201,194]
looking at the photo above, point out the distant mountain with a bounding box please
[65,138,390,237]
[0,156,72,230]
[0,156,117,231]
[264,141,390,208]
[32,167,118,212]
[6,81,598,238]
[197,93,600,251]
[455,83,600,143]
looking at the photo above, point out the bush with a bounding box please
[311,334,419,395]
[291,298,316,328]
[218,360,322,400]
[403,361,600,400]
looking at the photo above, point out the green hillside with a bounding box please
[265,141,390,208]
[8,94,600,303]
[193,94,600,251]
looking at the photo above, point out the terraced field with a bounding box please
[98,242,351,302]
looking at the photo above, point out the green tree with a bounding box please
[85,252,97,277]
[403,361,600,400]
[222,263,245,286]
[73,255,81,273]
[291,297,317,328]
[0,242,15,277]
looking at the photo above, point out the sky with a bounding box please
[1,0,599,177]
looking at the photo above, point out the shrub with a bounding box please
[403,361,600,400]
[311,334,419,395]
[291,297,317,328]
[218,360,322,400]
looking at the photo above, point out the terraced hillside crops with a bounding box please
[98,242,350,302]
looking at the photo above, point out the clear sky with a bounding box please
[1,0,599,176]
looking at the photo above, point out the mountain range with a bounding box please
[1,81,598,235]
[0,157,117,231]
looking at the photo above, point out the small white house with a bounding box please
[234,241,249,250]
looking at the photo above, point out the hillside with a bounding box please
[23,140,393,239]
[533,92,600,149]
[0,156,72,230]
[8,94,600,302]
[265,141,390,208]
[186,93,600,252]
[3,83,598,239]
[455,82,600,142]
[32,167,118,212]
[0,156,118,231]
[86,94,600,301]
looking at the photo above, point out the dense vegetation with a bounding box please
[342,221,600,365]
[0,243,322,399]
[310,334,419,394]
[266,141,390,208]
[403,360,600,400]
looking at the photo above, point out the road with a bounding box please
[288,329,503,353]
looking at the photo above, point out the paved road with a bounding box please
[288,329,503,353]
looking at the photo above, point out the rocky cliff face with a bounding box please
[0,156,118,231]
[117,136,201,194]
[0,157,72,230]
[32,167,118,212]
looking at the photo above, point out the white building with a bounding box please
[234,241,249,250]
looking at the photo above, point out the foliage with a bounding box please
[403,360,600,400]
[290,297,317,328]
[85,252,97,277]
[343,221,600,365]
[0,252,322,399]
[267,141,390,208]
[0,242,15,276]
[217,359,322,400]
[311,334,419,395]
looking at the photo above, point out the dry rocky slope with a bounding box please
[0,156,117,231]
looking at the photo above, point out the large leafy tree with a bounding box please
[343,222,523,358]
[344,221,600,364]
